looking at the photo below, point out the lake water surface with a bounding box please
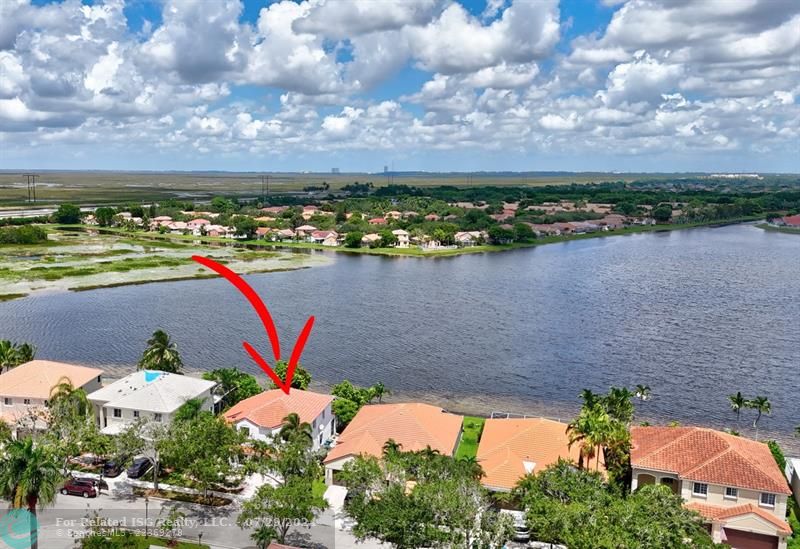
[2,224,798,448]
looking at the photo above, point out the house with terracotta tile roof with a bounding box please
[476,418,594,492]
[323,403,462,485]
[0,360,104,431]
[631,426,792,549]
[224,389,334,451]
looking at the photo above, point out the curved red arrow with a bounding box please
[191,255,314,394]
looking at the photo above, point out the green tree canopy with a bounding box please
[53,203,81,224]
[344,231,363,248]
[269,360,311,391]
[339,448,513,549]
[202,368,261,409]
[514,460,715,549]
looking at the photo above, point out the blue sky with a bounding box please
[2,0,798,173]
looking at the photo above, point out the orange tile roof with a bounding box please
[0,360,103,399]
[631,426,790,494]
[476,417,596,491]
[686,502,791,534]
[324,403,462,464]
[223,389,332,429]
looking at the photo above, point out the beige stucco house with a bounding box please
[631,426,792,549]
[0,360,104,433]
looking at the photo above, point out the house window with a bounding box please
[113,408,122,418]
[3,398,10,405]
[97,375,101,383]
[154,413,162,422]
[312,419,317,429]
[319,433,323,445]
[133,411,139,418]
[760,493,776,507]
[725,487,738,500]
[692,483,708,497]
[23,399,31,405]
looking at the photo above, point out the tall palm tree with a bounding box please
[728,392,746,425]
[0,438,62,549]
[567,405,611,472]
[0,340,16,373]
[746,396,771,438]
[604,387,635,423]
[634,385,651,401]
[48,377,91,419]
[370,382,390,404]
[578,389,601,409]
[15,342,35,364]
[138,329,183,373]
[278,412,312,445]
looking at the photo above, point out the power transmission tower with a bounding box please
[23,174,38,203]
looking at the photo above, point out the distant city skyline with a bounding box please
[1,0,798,173]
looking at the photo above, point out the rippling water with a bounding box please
[2,224,798,449]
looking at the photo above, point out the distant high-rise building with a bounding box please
[384,165,389,173]
[331,168,340,174]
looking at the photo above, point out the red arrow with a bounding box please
[191,255,314,394]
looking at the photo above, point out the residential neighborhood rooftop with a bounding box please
[476,417,590,491]
[87,370,216,414]
[324,402,462,464]
[631,426,791,494]
[224,389,333,429]
[0,360,103,399]
[686,502,792,534]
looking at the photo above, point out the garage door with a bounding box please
[723,528,778,549]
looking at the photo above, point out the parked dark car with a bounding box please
[79,477,109,491]
[126,457,153,479]
[103,459,124,478]
[60,478,97,498]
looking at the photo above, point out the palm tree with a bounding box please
[728,392,746,425]
[278,412,312,445]
[251,525,278,549]
[0,437,62,549]
[604,387,635,423]
[0,340,16,373]
[15,342,35,364]
[795,425,800,438]
[458,456,485,480]
[567,405,612,472]
[746,396,771,438]
[138,329,183,373]
[370,382,390,403]
[48,377,91,419]
[578,389,601,409]
[634,385,651,401]
[382,438,402,458]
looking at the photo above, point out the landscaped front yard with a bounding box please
[455,416,486,460]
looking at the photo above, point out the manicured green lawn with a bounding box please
[455,416,486,460]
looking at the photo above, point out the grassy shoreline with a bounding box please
[756,223,800,235]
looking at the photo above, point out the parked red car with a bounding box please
[60,478,97,498]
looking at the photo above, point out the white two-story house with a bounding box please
[223,389,334,451]
[631,426,792,549]
[0,360,104,434]
[87,370,217,434]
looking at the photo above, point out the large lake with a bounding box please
[2,224,799,448]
